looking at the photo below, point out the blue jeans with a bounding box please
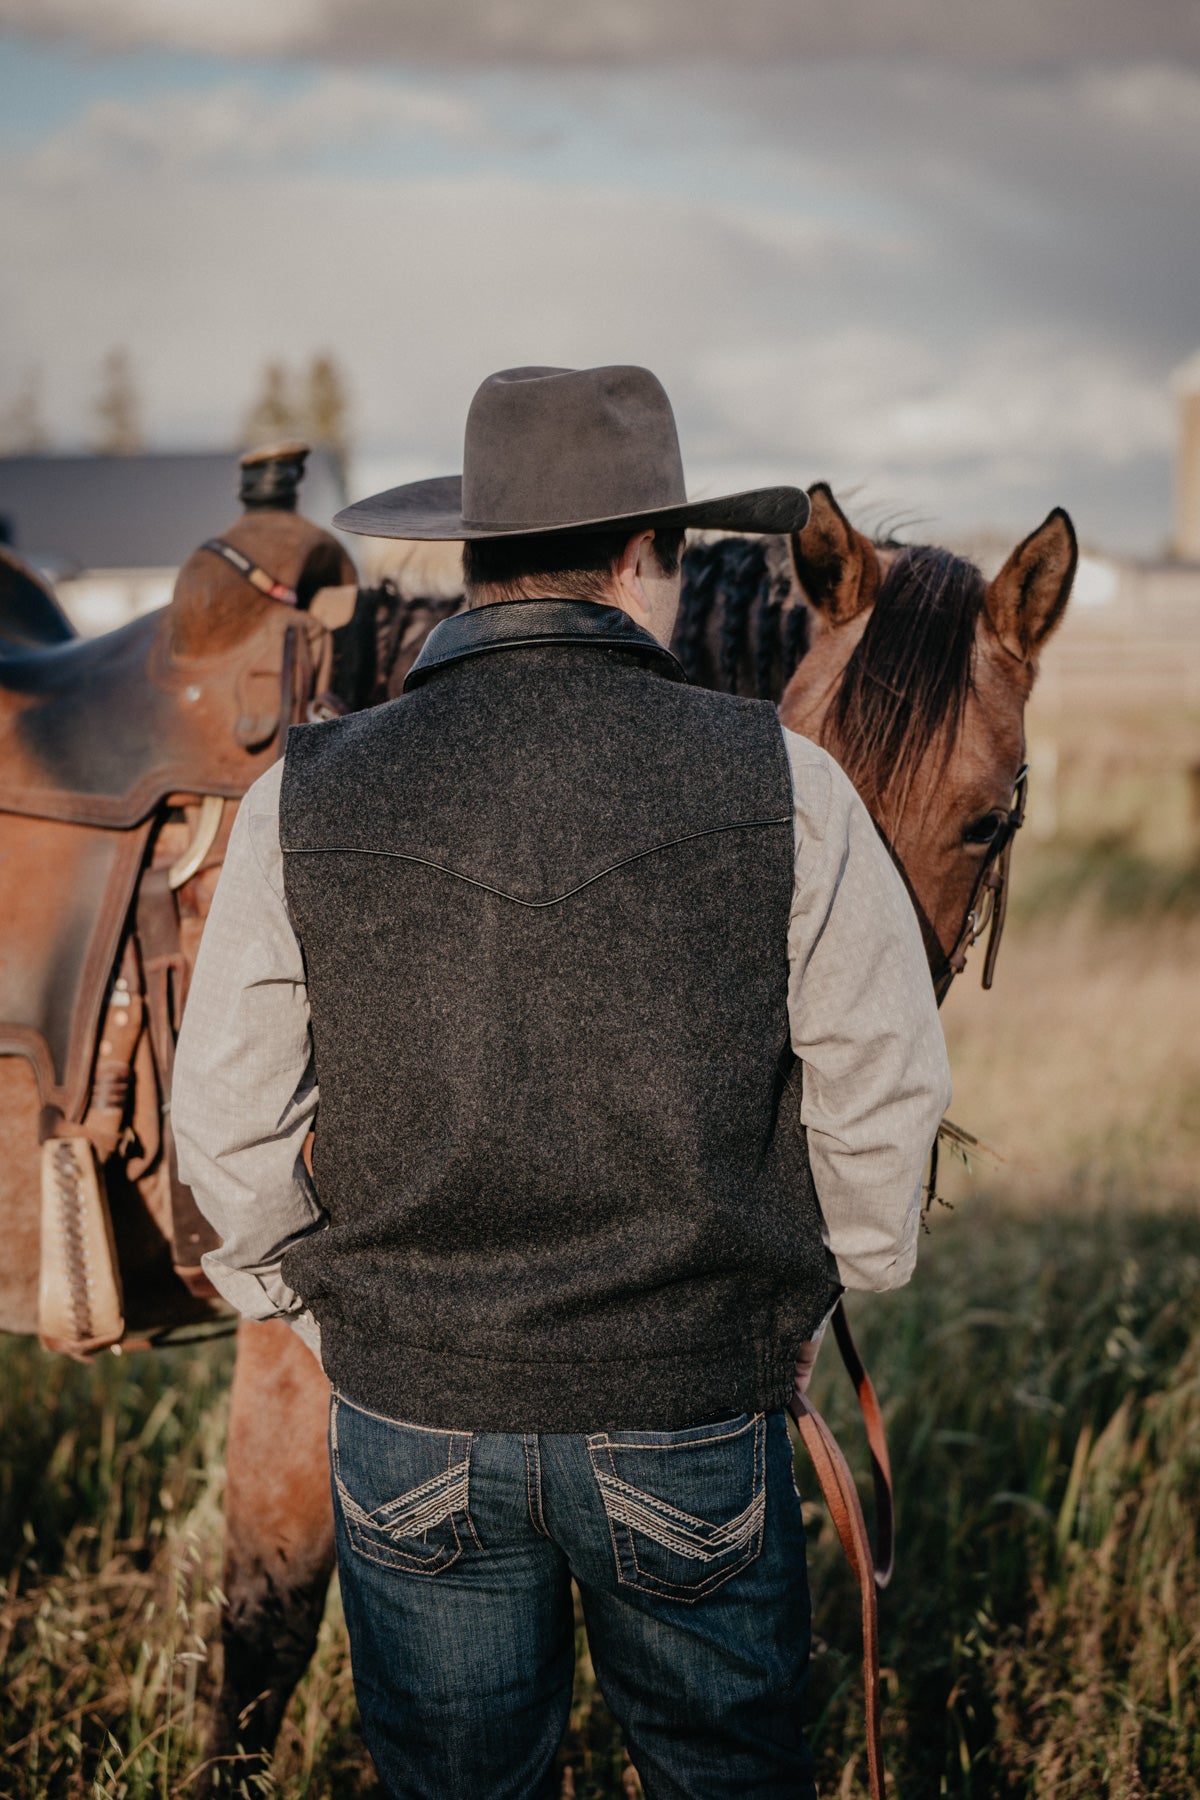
[329,1394,815,1799]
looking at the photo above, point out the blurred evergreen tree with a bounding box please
[241,359,303,448]
[0,368,49,454]
[305,352,351,463]
[239,353,352,468]
[93,348,143,455]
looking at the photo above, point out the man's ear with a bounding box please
[617,529,654,587]
[789,483,880,624]
[612,529,657,625]
[984,508,1077,661]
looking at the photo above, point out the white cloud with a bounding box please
[0,58,1190,553]
[2,0,1199,63]
[689,329,1173,537]
[867,335,1171,471]
[1173,349,1200,396]
[0,153,869,452]
[2,0,328,58]
[1075,61,1200,136]
[28,73,491,184]
[0,69,896,463]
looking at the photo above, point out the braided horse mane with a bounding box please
[673,536,809,701]
[675,530,987,823]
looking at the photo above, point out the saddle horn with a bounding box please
[238,440,311,513]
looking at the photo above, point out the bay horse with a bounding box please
[0,484,1076,1790]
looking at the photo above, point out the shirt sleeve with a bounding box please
[172,757,325,1359]
[782,726,952,1293]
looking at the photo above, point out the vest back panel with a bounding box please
[280,642,836,1431]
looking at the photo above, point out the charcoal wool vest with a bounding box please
[279,599,838,1432]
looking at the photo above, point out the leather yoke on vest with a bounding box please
[280,607,837,1432]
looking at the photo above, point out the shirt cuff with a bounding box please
[288,1310,323,1362]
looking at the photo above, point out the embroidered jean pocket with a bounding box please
[587,1412,767,1602]
[330,1393,473,1576]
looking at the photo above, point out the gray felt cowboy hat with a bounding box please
[334,364,810,540]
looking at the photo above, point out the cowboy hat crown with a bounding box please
[334,364,809,541]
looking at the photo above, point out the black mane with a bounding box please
[831,545,985,823]
[674,534,985,825]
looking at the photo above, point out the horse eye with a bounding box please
[963,812,1004,847]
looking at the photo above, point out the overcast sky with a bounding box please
[0,3,1197,556]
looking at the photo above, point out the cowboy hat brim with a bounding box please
[333,475,810,540]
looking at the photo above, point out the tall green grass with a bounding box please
[2,1192,1198,1796]
[806,1190,1200,1796]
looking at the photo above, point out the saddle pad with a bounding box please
[0,603,300,828]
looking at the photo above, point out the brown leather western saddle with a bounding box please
[0,446,358,1355]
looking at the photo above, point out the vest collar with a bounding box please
[404,597,687,691]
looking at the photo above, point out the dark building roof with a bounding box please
[0,450,346,576]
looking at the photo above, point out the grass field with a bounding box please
[2,857,1198,1797]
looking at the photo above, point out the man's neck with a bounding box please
[465,583,676,648]
[465,582,619,611]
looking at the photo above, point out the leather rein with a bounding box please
[794,761,1029,1800]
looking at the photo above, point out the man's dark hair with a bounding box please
[463,526,685,605]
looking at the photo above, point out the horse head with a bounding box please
[781,483,1076,992]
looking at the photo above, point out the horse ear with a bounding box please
[789,482,880,624]
[985,508,1077,661]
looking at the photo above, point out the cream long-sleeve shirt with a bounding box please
[173,728,951,1363]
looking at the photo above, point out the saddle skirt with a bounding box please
[0,602,307,828]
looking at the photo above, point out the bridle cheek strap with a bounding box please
[201,538,299,608]
[938,761,1028,1004]
[980,834,1015,990]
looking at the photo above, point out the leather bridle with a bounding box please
[933,762,1029,1007]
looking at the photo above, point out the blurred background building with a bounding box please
[0,448,345,634]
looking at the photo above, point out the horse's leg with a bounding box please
[200,1317,334,1794]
